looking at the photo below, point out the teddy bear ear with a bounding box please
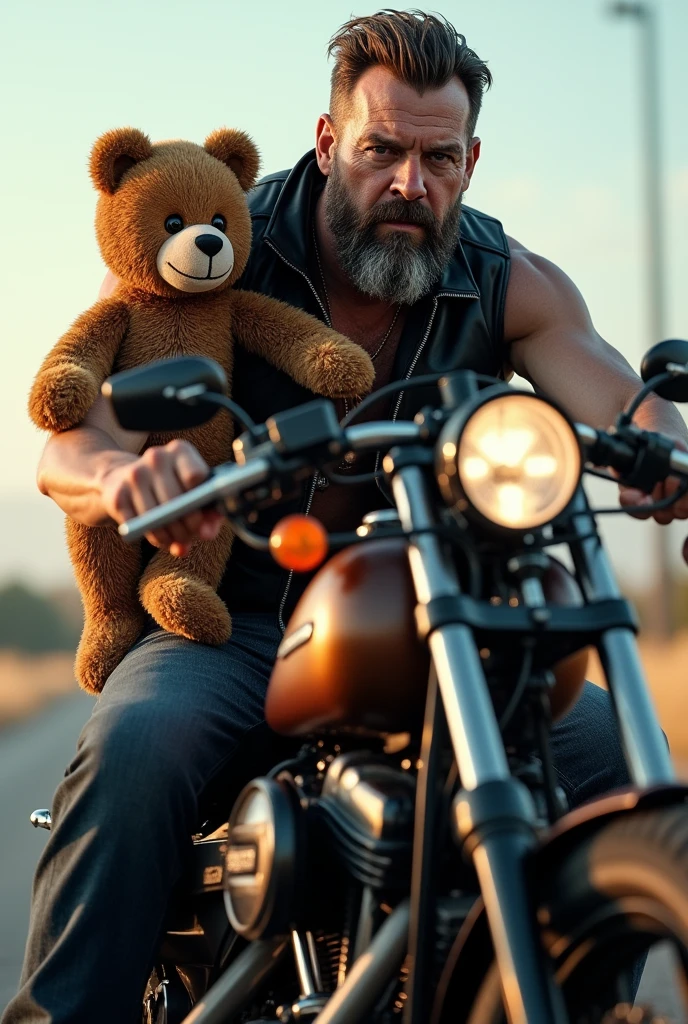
[89,128,154,195]
[204,128,261,192]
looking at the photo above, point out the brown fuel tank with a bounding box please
[266,538,429,736]
[265,540,588,737]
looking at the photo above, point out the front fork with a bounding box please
[392,466,676,1024]
[392,464,566,1024]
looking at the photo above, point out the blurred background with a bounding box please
[0,0,687,1011]
[2,0,688,723]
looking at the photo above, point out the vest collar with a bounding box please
[263,150,480,299]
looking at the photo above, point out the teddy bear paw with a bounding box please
[75,614,145,694]
[141,573,232,646]
[29,362,100,432]
[305,339,375,399]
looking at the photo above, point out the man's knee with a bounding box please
[57,699,199,829]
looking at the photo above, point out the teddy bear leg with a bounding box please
[139,522,234,646]
[67,520,145,694]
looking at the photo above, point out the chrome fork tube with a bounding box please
[391,467,566,1024]
[570,489,674,786]
[392,467,509,789]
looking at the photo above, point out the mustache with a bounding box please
[364,200,438,231]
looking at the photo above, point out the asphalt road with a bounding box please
[0,693,92,1011]
[0,696,683,1020]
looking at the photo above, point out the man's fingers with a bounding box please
[146,456,200,547]
[199,510,224,541]
[101,442,219,555]
[167,439,210,490]
[619,486,653,519]
[128,467,176,549]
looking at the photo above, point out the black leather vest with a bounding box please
[222,150,511,623]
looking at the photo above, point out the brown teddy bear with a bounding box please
[28,126,374,694]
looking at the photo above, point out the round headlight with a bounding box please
[437,391,582,531]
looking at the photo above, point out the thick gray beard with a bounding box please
[323,160,463,306]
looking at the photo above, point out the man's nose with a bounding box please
[390,156,427,203]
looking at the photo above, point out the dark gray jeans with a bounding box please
[3,613,632,1023]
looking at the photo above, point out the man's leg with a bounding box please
[550,680,631,807]
[3,612,282,1024]
[550,679,649,998]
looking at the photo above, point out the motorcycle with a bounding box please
[31,338,688,1023]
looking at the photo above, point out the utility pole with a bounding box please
[609,1,673,637]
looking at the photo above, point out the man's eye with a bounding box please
[368,146,392,156]
[429,153,450,163]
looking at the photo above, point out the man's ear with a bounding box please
[204,128,260,191]
[462,136,481,193]
[315,115,337,176]
[89,128,153,195]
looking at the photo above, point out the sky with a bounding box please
[1,0,687,588]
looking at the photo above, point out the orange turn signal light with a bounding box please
[269,515,329,572]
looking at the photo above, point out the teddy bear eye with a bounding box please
[165,215,184,234]
[211,214,227,232]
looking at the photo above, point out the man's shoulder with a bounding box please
[459,205,510,260]
[247,168,292,221]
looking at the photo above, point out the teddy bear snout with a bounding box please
[194,234,224,258]
[156,223,235,294]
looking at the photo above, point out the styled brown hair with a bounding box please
[328,9,492,140]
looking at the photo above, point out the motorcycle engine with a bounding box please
[317,751,416,889]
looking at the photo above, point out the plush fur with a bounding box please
[29,127,374,693]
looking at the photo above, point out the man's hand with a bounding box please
[97,440,224,558]
[37,393,224,558]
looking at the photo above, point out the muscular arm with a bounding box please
[503,239,688,523]
[37,394,222,553]
[504,238,688,440]
[37,395,147,525]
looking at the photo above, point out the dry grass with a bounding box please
[2,636,688,766]
[0,651,76,726]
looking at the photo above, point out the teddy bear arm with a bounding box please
[29,298,130,433]
[231,290,374,399]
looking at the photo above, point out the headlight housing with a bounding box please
[436,390,582,531]
[223,778,300,939]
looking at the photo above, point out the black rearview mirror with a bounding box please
[640,339,688,402]
[101,357,228,432]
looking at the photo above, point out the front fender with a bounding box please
[430,784,688,1024]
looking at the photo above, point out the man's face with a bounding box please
[317,65,480,304]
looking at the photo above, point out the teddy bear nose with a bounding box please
[194,234,224,258]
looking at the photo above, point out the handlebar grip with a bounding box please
[670,448,688,476]
[117,458,271,543]
[575,424,636,474]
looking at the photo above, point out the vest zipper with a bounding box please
[389,290,479,422]
[266,239,328,632]
[373,290,479,486]
[265,239,330,325]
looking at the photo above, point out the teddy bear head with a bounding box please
[89,127,260,299]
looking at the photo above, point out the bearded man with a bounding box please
[6,10,688,1023]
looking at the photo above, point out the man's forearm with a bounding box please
[37,427,138,527]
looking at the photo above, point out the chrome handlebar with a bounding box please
[118,420,688,544]
[118,422,423,542]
